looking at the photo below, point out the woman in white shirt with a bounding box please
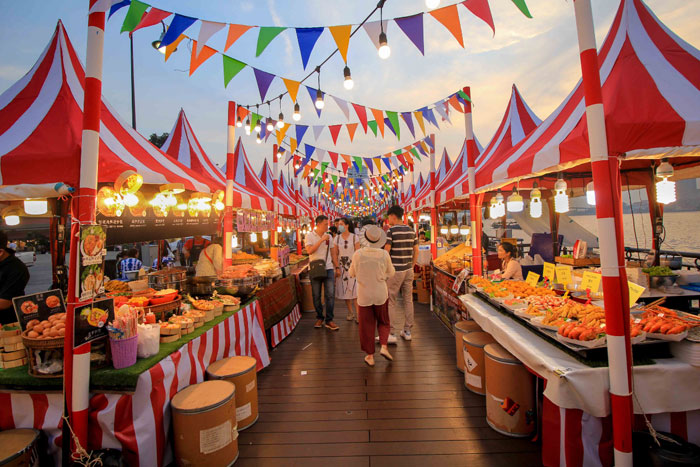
[349,225,395,366]
[333,218,359,322]
[498,241,523,281]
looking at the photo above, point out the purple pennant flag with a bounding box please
[306,86,323,117]
[401,112,415,138]
[364,158,374,174]
[424,136,435,150]
[296,27,324,69]
[394,14,425,55]
[160,14,198,47]
[295,125,308,143]
[421,107,439,128]
[284,151,294,165]
[253,68,276,102]
[384,118,397,137]
[259,122,266,140]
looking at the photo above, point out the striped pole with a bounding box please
[64,0,105,451]
[295,165,302,254]
[463,87,483,276]
[223,102,236,267]
[429,134,438,259]
[573,1,633,464]
[410,166,417,235]
[272,145,280,245]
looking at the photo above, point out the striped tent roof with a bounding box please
[0,21,222,200]
[227,138,274,211]
[433,135,484,205]
[416,148,453,208]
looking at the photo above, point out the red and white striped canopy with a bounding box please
[0,21,222,200]
[258,159,296,216]
[281,173,312,217]
[433,136,484,205]
[476,0,700,193]
[161,109,226,185]
[258,159,274,194]
[415,148,453,209]
[404,173,425,208]
[228,138,274,211]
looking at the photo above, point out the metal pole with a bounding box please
[129,32,136,130]
[223,102,236,267]
[429,134,438,259]
[463,87,482,276]
[573,1,633,464]
[273,145,280,246]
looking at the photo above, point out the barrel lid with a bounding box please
[0,429,39,460]
[484,342,520,364]
[171,380,235,414]
[454,320,480,333]
[462,331,495,348]
[207,356,257,378]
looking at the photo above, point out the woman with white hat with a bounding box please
[348,224,395,366]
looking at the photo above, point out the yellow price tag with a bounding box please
[628,281,646,305]
[581,271,602,293]
[525,271,541,287]
[543,262,556,282]
[555,265,572,285]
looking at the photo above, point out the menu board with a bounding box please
[97,214,216,244]
[77,225,107,301]
[12,289,66,331]
[74,298,115,347]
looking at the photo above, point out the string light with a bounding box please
[266,118,274,132]
[530,183,542,218]
[343,66,354,90]
[378,3,390,59]
[554,177,569,213]
[236,115,242,128]
[506,187,524,212]
[315,67,325,109]
[293,102,301,121]
[256,133,262,144]
[656,160,676,204]
[244,117,251,135]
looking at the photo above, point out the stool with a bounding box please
[462,331,495,394]
[206,356,259,430]
[454,320,481,372]
[484,343,535,437]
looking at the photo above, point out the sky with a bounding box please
[1,0,699,183]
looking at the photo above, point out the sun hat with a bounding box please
[363,224,387,248]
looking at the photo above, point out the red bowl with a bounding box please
[149,293,178,305]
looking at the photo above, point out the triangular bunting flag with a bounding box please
[197,20,226,56]
[250,114,260,132]
[429,5,464,48]
[329,25,352,63]
[328,152,339,167]
[296,27,324,69]
[352,104,368,133]
[346,123,358,142]
[384,118,397,138]
[282,78,300,104]
[382,157,393,172]
[422,108,439,128]
[401,112,415,138]
[121,0,149,33]
[316,150,327,163]
[510,0,533,18]
[312,125,325,141]
[165,34,186,61]
[276,124,289,146]
[463,0,495,35]
[367,120,378,137]
[448,94,463,112]
[341,162,349,175]
[161,14,197,47]
[373,158,382,173]
[433,100,451,123]
[110,1,131,18]
[341,154,351,165]
[370,108,385,136]
[132,7,170,32]
[305,144,316,160]
[295,125,308,143]
[413,111,426,135]
[386,111,400,139]
[306,86,323,117]
[253,68,276,101]
[424,135,435,150]
[331,96,351,120]
[256,26,287,57]
[225,24,253,51]
[189,41,217,76]
[394,14,425,55]
[222,55,246,87]
[364,158,375,174]
[289,138,298,154]
[329,125,342,145]
[362,20,389,50]
[353,157,363,172]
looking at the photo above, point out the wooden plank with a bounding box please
[239,430,369,445]
[242,417,490,434]
[258,399,484,413]
[370,453,543,467]
[236,457,369,466]
[370,427,508,442]
[368,407,486,419]
[258,410,367,422]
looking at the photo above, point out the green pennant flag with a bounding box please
[321,162,329,173]
[223,55,246,87]
[250,113,260,132]
[353,156,363,172]
[256,27,287,56]
[410,147,420,160]
[121,0,149,33]
[331,175,337,185]
[511,0,533,18]
[393,149,402,156]
[386,111,400,140]
[367,120,378,137]
[458,90,472,103]
[313,168,320,180]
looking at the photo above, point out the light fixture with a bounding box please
[151,22,168,54]
[294,162,301,170]
[586,181,596,205]
[23,199,48,215]
[377,4,390,59]
[530,183,542,218]
[254,120,261,134]
[656,160,676,205]
[277,225,282,233]
[277,113,285,129]
[250,232,257,242]
[343,66,354,90]
[440,225,449,235]
[97,186,125,217]
[2,207,21,226]
[506,188,524,212]
[493,190,505,218]
[262,230,269,240]
[426,0,440,8]
[244,118,251,135]
[489,198,498,220]
[232,234,238,249]
[256,134,262,144]
[459,224,470,235]
[286,226,291,233]
[315,89,325,109]
[212,190,225,212]
[266,118,274,132]
[554,177,569,213]
[293,102,301,121]
[450,224,459,235]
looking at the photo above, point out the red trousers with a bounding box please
[358,300,390,355]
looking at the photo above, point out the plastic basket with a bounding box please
[109,335,138,369]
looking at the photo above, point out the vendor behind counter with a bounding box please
[0,230,30,325]
[195,237,223,277]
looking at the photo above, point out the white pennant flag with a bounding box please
[332,95,351,121]
[316,149,327,163]
[197,21,226,56]
[363,20,389,50]
[313,125,325,141]
[433,100,452,124]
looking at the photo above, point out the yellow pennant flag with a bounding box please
[329,25,352,63]
[289,138,297,155]
[276,124,289,146]
[413,111,426,135]
[165,35,186,62]
[374,158,382,172]
[282,78,300,103]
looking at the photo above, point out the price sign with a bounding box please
[555,265,573,285]
[525,271,541,287]
[543,262,556,282]
[452,269,469,293]
[581,271,602,293]
[628,282,646,305]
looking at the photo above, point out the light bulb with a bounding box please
[250,232,257,242]
[277,225,282,233]
[277,113,285,128]
[450,225,459,235]
[586,181,596,205]
[440,225,448,235]
[506,190,524,212]
[656,178,676,204]
[214,200,225,211]
[459,225,469,235]
[262,230,269,240]
[232,235,238,248]
[236,117,242,128]
[529,198,542,218]
[256,135,262,144]
[426,0,440,8]
[293,102,301,121]
[266,119,274,132]
[554,178,569,213]
[24,199,48,215]
[3,212,20,226]
[294,163,300,169]
[315,90,325,109]
[378,32,391,59]
[286,226,291,233]
[244,119,251,135]
[343,66,354,90]
[254,120,261,133]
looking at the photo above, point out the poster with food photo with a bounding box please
[74,298,114,347]
[77,224,107,301]
[12,289,66,331]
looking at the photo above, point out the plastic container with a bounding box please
[109,335,138,369]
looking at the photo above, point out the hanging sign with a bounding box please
[542,262,556,282]
[74,298,115,348]
[628,282,646,305]
[525,272,540,287]
[555,265,572,286]
[12,289,66,332]
[581,271,602,294]
[452,268,469,294]
[77,225,107,302]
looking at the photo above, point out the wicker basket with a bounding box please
[143,296,182,322]
[22,335,63,378]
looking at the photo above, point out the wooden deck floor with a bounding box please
[238,302,542,466]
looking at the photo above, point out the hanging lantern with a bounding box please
[656,160,676,204]
[506,188,524,212]
[276,225,282,233]
[23,199,48,215]
[2,207,21,226]
[128,192,148,217]
[450,224,459,235]
[554,177,569,213]
[489,198,498,220]
[494,190,506,218]
[459,225,470,235]
[262,230,269,240]
[97,186,124,217]
[439,225,448,235]
[232,234,238,249]
[530,184,542,219]
[250,232,258,242]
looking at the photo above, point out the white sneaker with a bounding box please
[376,334,398,344]
[400,330,412,341]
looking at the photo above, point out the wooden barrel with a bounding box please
[484,343,535,438]
[462,331,494,395]
[0,429,39,467]
[171,380,238,466]
[206,356,259,430]
[454,320,481,372]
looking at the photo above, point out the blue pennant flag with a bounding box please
[160,14,198,47]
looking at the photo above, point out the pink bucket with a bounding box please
[109,335,138,369]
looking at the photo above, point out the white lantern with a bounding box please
[440,225,448,235]
[530,186,543,219]
[262,230,269,240]
[459,225,470,235]
[450,224,459,235]
[586,181,596,205]
[506,189,524,213]
[554,178,569,214]
[656,160,676,205]
[250,232,257,242]
[23,199,48,215]
[232,234,238,249]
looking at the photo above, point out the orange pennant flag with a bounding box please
[429,5,464,47]
[329,25,352,63]
[373,158,382,173]
[189,41,218,76]
[346,123,358,142]
[413,111,426,136]
[448,95,463,113]
[370,108,385,137]
[404,152,414,165]
[276,124,289,146]
[282,78,301,104]
[289,138,298,155]
[341,154,351,165]
[165,35,186,61]
[225,24,253,52]
[310,160,319,170]
[302,166,311,179]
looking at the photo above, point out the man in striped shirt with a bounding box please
[384,205,418,343]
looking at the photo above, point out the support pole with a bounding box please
[463,87,482,275]
[574,1,633,464]
[65,0,105,452]
[272,145,280,246]
[223,102,236,268]
[645,171,663,266]
[429,134,438,259]
[295,168,302,255]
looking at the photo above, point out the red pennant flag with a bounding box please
[189,41,217,75]
[328,151,339,167]
[346,123,358,142]
[132,8,170,32]
[397,154,407,167]
[462,0,495,35]
[341,162,349,175]
[329,125,342,145]
[352,103,368,133]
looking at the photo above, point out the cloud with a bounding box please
[0,64,26,81]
